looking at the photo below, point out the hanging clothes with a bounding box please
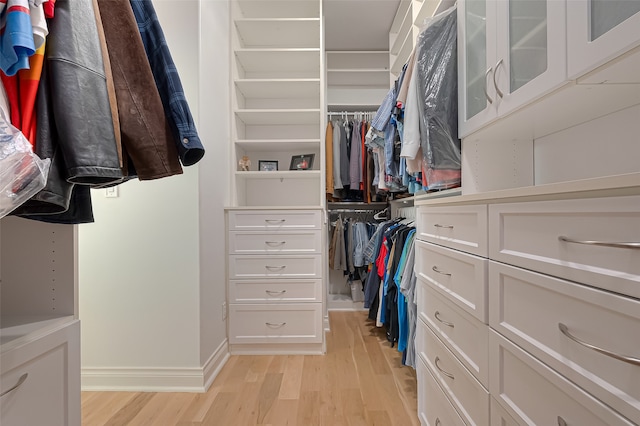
[325,120,334,195]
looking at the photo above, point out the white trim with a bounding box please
[81,339,229,393]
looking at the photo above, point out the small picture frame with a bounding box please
[258,160,279,171]
[289,154,315,171]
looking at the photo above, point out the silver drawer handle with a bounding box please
[265,241,286,246]
[265,265,286,271]
[484,68,494,104]
[434,356,455,380]
[559,323,640,366]
[266,322,286,327]
[558,417,567,426]
[1,373,28,397]
[433,224,454,229]
[432,266,451,276]
[493,58,504,98]
[435,418,442,426]
[434,311,454,328]
[266,290,286,296]
[558,236,640,250]
[265,219,285,224]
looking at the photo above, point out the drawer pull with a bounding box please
[435,418,442,426]
[0,373,28,398]
[265,219,286,224]
[484,68,494,104]
[433,224,454,229]
[266,322,286,327]
[432,266,451,276]
[559,323,640,366]
[265,241,286,246]
[493,59,504,98]
[266,290,286,296]
[434,311,454,328]
[558,235,640,250]
[265,265,286,271]
[558,417,567,426]
[434,356,455,380]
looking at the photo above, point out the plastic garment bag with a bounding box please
[415,6,461,187]
[0,108,50,219]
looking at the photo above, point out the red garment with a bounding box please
[43,0,55,18]
[376,237,389,278]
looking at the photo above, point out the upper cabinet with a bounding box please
[567,0,640,81]
[231,0,324,207]
[459,0,567,138]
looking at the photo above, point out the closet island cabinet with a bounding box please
[0,217,80,426]
[227,0,325,355]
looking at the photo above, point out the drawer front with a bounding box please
[417,356,466,426]
[229,279,322,303]
[489,195,640,299]
[418,280,489,387]
[489,330,635,426]
[416,321,489,426]
[228,303,322,344]
[489,261,640,423]
[416,204,487,256]
[228,255,322,279]
[1,321,80,426]
[228,231,322,254]
[489,397,519,426]
[416,240,488,323]
[228,210,322,230]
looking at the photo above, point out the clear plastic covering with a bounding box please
[0,109,50,219]
[415,6,461,190]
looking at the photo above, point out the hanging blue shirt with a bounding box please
[130,0,205,166]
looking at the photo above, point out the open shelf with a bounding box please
[235,109,320,125]
[234,19,320,48]
[235,79,320,99]
[235,49,321,76]
[236,0,319,19]
[391,26,417,74]
[236,139,321,152]
[236,170,321,180]
[390,2,414,55]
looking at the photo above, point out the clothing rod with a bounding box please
[329,209,379,214]
[327,111,376,116]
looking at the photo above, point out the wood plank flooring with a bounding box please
[81,311,419,425]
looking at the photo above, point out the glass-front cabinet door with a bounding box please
[458,0,498,138]
[567,0,640,79]
[494,0,567,116]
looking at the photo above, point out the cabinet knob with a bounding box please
[493,59,504,98]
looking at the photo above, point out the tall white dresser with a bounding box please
[226,0,325,354]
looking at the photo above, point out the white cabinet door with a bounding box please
[567,0,640,79]
[458,0,498,138]
[494,0,567,116]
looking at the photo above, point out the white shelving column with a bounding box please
[227,0,325,354]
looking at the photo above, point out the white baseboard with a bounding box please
[82,339,229,392]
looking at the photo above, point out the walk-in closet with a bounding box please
[2,0,639,425]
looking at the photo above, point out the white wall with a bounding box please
[79,0,229,391]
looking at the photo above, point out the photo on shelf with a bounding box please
[258,160,278,171]
[289,154,314,171]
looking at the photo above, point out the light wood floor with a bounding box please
[81,311,419,425]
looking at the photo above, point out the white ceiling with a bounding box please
[323,0,401,51]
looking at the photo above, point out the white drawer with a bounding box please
[489,195,640,299]
[489,330,635,426]
[228,303,322,344]
[228,231,322,254]
[418,280,489,387]
[489,397,519,426]
[228,210,321,230]
[229,279,322,303]
[417,355,466,426]
[228,255,322,279]
[1,320,80,426]
[415,240,488,323]
[416,204,487,256]
[489,261,640,423]
[416,321,489,426]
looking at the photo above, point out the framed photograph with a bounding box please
[289,154,315,171]
[258,160,278,171]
